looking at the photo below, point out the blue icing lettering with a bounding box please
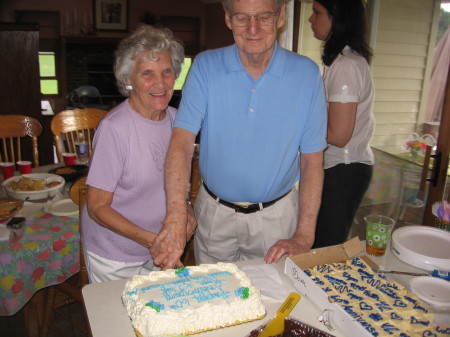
[393,299,407,308]
[304,269,312,276]
[351,257,368,269]
[334,284,353,294]
[364,276,384,290]
[381,323,400,334]
[389,312,404,321]
[342,271,358,282]
[359,301,373,311]
[375,301,393,312]
[169,299,190,310]
[363,325,379,336]
[324,274,346,285]
[399,334,411,337]
[350,282,366,291]
[316,264,334,273]
[332,263,352,270]
[379,287,400,299]
[330,295,349,304]
[436,326,450,334]
[311,277,325,285]
[403,295,417,304]
[128,271,238,310]
[321,286,334,293]
[363,290,381,301]
[421,331,437,337]
[413,303,429,313]
[347,292,364,301]
[385,282,402,291]
[368,313,383,321]
[410,316,430,327]
[357,268,374,280]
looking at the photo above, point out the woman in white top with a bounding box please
[309,0,375,248]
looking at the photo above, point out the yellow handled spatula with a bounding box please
[257,292,301,337]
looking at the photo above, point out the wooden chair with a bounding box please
[51,108,107,163]
[0,114,42,167]
[40,177,90,337]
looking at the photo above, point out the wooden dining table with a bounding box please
[0,164,81,336]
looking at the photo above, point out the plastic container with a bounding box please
[75,132,88,165]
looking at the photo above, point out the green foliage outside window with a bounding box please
[39,52,58,95]
[174,57,192,90]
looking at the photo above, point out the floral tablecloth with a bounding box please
[0,164,80,316]
[0,210,79,315]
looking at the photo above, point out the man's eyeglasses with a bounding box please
[230,10,279,27]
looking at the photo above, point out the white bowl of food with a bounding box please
[2,173,65,201]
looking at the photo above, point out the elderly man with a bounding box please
[152,0,327,269]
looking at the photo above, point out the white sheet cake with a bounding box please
[122,262,266,337]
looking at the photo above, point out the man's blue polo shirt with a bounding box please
[175,43,327,203]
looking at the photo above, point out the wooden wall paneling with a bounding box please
[0,23,53,165]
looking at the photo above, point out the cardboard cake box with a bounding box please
[284,237,378,337]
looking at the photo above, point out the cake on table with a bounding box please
[122,262,266,337]
[304,257,450,337]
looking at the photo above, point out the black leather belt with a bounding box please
[203,183,289,214]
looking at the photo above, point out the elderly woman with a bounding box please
[81,25,192,283]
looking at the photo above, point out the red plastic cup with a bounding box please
[63,153,76,166]
[17,161,32,174]
[1,162,15,180]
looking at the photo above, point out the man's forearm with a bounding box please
[295,152,324,247]
[164,128,195,215]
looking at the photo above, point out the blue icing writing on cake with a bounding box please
[122,263,266,337]
[303,257,450,336]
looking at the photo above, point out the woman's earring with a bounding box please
[125,84,133,90]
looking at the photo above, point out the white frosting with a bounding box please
[122,263,266,337]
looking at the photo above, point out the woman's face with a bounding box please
[128,50,175,115]
[308,1,332,41]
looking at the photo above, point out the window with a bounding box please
[174,57,192,90]
[39,52,59,95]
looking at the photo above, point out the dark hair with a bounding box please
[316,0,373,66]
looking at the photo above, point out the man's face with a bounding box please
[225,0,285,59]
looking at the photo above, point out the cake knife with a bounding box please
[372,268,429,277]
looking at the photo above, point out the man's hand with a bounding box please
[151,213,187,270]
[264,235,313,264]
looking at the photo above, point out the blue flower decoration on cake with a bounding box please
[235,287,250,299]
[175,267,190,278]
[145,300,164,312]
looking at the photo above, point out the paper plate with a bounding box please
[47,198,79,217]
[391,225,450,271]
[410,276,450,308]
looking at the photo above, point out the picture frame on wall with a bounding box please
[94,0,128,31]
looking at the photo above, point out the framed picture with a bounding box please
[94,0,128,31]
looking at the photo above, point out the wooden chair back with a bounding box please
[51,108,107,163]
[69,176,89,287]
[0,114,42,167]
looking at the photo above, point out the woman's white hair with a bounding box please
[221,0,288,12]
[114,25,185,97]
